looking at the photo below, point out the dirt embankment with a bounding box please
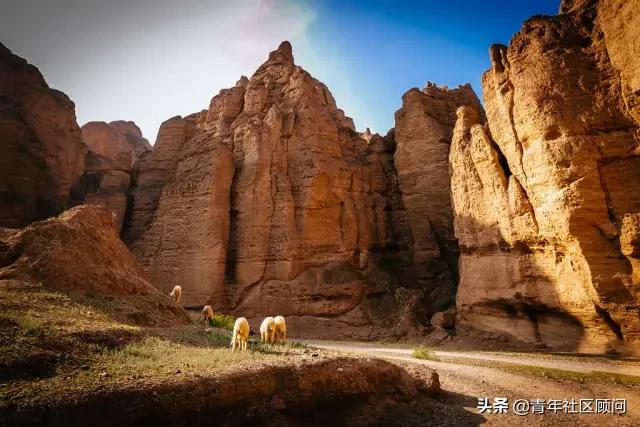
[2,355,439,427]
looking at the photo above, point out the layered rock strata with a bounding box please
[450,0,640,352]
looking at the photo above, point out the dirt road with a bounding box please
[301,340,640,426]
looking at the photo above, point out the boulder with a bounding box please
[108,120,152,166]
[431,310,455,330]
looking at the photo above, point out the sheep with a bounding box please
[260,316,276,344]
[273,315,286,344]
[168,285,182,304]
[231,317,250,351]
[202,305,214,324]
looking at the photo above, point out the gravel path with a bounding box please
[301,340,640,426]
[302,340,640,376]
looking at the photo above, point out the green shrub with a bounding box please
[412,345,439,361]
[208,314,236,330]
[18,314,43,335]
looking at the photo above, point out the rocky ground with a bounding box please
[307,340,640,426]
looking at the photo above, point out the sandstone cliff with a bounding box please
[394,82,484,316]
[0,43,84,228]
[450,0,640,352]
[73,121,150,232]
[107,120,152,166]
[125,42,436,337]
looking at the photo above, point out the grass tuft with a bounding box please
[412,346,440,361]
[17,314,43,335]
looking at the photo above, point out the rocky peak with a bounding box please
[393,81,484,316]
[81,121,133,171]
[235,75,249,88]
[267,40,294,64]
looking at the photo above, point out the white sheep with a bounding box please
[231,317,250,351]
[202,305,214,324]
[273,315,287,344]
[169,285,182,304]
[260,316,276,344]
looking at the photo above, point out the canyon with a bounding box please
[0,0,638,352]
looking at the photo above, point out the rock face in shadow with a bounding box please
[0,205,156,295]
[394,82,484,316]
[0,43,84,228]
[450,0,640,353]
[124,42,445,338]
[1,355,441,427]
[74,121,150,232]
[77,122,133,231]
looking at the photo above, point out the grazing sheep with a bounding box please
[260,316,276,344]
[231,317,250,351]
[169,285,182,304]
[274,315,287,344]
[202,305,214,323]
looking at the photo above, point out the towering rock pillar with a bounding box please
[450,0,640,352]
[394,83,483,315]
[125,42,408,338]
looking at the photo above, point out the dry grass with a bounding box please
[412,346,439,361]
[0,280,312,410]
[497,362,640,386]
[102,336,260,377]
[438,354,640,386]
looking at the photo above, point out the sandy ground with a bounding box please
[302,340,640,426]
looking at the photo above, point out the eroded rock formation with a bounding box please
[74,121,150,231]
[0,43,84,228]
[125,42,440,337]
[0,205,156,295]
[450,0,640,352]
[107,120,152,166]
[394,82,484,315]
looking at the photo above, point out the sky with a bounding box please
[0,0,559,142]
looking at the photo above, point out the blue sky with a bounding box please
[1,0,559,141]
[295,0,559,132]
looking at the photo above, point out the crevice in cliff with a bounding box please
[225,143,241,286]
[522,304,543,343]
[488,133,512,178]
[263,126,284,285]
[498,72,528,185]
[224,208,238,284]
[594,304,624,340]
